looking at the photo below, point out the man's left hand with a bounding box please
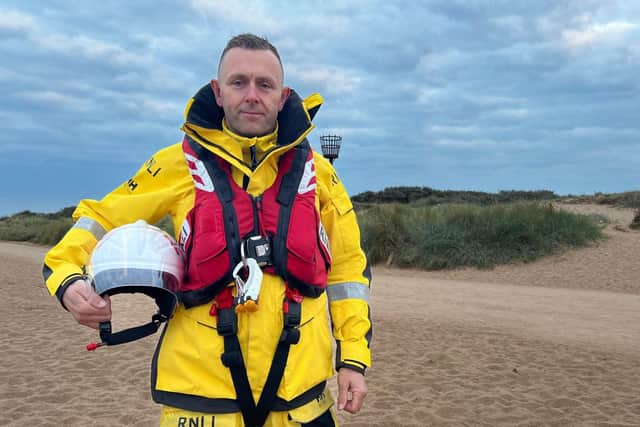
[337,368,367,414]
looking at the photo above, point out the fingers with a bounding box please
[80,283,108,309]
[337,372,349,410]
[343,390,366,414]
[63,280,111,329]
[337,369,367,414]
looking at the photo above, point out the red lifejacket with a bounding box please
[178,136,332,308]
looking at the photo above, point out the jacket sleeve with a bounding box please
[315,153,372,374]
[43,143,195,304]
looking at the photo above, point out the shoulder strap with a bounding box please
[181,137,242,307]
[272,140,311,280]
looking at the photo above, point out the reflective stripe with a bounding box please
[327,282,370,303]
[72,217,107,241]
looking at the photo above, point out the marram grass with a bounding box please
[358,202,603,269]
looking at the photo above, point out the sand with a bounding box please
[1,203,639,426]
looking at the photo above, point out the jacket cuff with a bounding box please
[55,274,86,311]
[337,360,366,375]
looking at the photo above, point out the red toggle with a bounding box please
[285,287,303,304]
[86,342,103,351]
[209,303,218,317]
[215,287,235,310]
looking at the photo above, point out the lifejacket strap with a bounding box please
[215,305,256,426]
[273,142,310,281]
[253,293,302,425]
[187,137,242,265]
[213,286,304,427]
[215,308,237,336]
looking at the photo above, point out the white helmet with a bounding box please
[87,220,183,348]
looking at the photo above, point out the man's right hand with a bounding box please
[62,280,112,329]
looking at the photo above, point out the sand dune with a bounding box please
[1,203,639,426]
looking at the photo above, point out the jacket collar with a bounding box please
[183,83,313,149]
[221,119,278,154]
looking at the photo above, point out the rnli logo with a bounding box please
[184,153,215,192]
[175,415,215,426]
[298,158,316,194]
[179,219,191,250]
[319,222,331,260]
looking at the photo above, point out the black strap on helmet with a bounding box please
[87,291,176,351]
[98,312,168,346]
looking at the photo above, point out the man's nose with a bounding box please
[244,82,259,103]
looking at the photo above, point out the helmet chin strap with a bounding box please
[86,313,168,351]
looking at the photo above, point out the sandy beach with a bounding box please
[1,203,639,426]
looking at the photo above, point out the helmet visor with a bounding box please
[92,267,180,296]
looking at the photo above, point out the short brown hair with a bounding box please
[218,33,283,73]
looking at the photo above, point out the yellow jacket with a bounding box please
[43,85,372,412]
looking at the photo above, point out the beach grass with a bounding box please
[0,210,73,246]
[359,201,604,269]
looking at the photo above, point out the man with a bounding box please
[43,33,371,427]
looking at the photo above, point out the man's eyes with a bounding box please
[229,79,274,89]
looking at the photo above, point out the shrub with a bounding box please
[631,209,640,230]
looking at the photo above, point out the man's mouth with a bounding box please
[241,111,263,117]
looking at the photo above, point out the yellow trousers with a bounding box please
[160,388,336,427]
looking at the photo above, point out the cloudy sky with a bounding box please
[1,1,639,215]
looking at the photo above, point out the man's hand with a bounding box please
[337,368,367,414]
[62,280,111,329]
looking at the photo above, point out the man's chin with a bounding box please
[236,125,273,138]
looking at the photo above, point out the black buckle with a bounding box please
[279,328,300,344]
[216,308,237,336]
[152,312,168,324]
[221,350,244,368]
[284,302,301,329]
[99,321,112,343]
[242,235,272,267]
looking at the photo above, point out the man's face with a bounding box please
[211,48,290,137]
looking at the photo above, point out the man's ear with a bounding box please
[210,79,223,107]
[279,87,291,111]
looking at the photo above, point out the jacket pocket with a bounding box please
[155,305,235,398]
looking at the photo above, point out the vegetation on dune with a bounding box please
[359,202,604,270]
[0,208,74,246]
[550,191,640,209]
[0,207,176,245]
[352,186,559,207]
[631,209,640,230]
[351,187,640,209]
